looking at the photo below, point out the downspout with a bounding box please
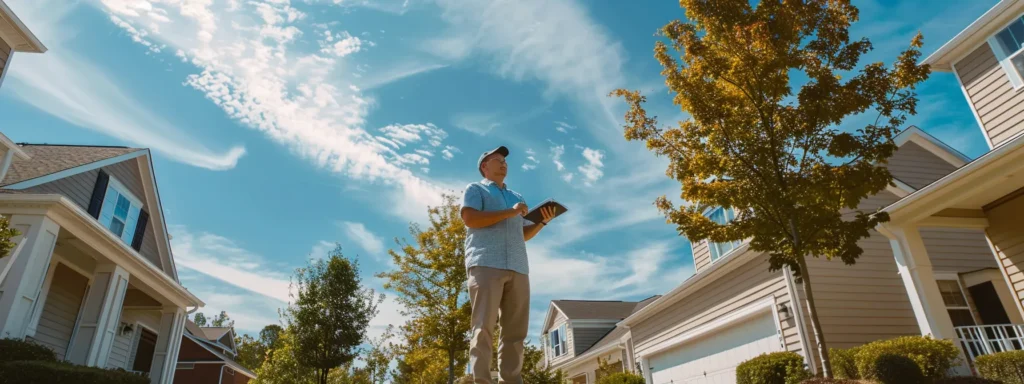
[784,267,816,375]
[219,364,227,384]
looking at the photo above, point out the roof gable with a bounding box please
[894,126,971,168]
[554,300,638,320]
[3,145,179,282]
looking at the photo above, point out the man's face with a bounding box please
[481,153,508,178]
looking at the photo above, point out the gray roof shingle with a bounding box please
[1,144,139,187]
[553,300,641,321]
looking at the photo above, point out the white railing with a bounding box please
[955,324,1024,363]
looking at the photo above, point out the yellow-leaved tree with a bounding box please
[612,0,930,377]
[378,194,471,384]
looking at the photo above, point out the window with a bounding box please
[549,324,567,358]
[989,15,1024,89]
[99,178,143,246]
[938,279,976,327]
[707,207,742,262]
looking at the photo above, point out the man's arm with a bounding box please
[523,222,545,241]
[462,207,519,229]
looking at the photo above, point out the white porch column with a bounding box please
[0,215,59,339]
[883,225,957,340]
[149,306,186,384]
[67,264,129,367]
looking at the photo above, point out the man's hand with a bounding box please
[539,205,556,223]
[513,202,528,217]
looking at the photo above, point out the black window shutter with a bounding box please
[131,209,149,251]
[87,171,110,218]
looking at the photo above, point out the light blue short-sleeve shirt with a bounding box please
[462,179,531,275]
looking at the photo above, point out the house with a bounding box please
[876,0,1024,366]
[174,320,256,384]
[0,0,46,89]
[0,134,204,384]
[540,1,1024,382]
[541,297,658,383]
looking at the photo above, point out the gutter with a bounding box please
[920,0,1018,70]
[555,340,625,371]
[881,132,1024,216]
[621,243,755,327]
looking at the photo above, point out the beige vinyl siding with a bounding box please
[886,142,959,189]
[108,310,162,370]
[23,158,163,271]
[802,190,919,349]
[572,325,615,356]
[631,253,796,359]
[920,228,998,273]
[985,194,1024,311]
[30,264,89,360]
[692,239,712,274]
[0,37,10,82]
[956,43,1024,147]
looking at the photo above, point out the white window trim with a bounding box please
[935,275,977,325]
[987,14,1024,91]
[127,321,160,371]
[550,323,568,358]
[101,176,144,243]
[706,207,743,264]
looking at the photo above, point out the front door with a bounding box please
[969,282,1012,325]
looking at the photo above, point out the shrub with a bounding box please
[598,372,643,384]
[829,347,861,379]
[0,361,148,384]
[799,379,861,384]
[736,351,811,384]
[872,353,926,384]
[977,350,1024,384]
[933,377,1004,384]
[854,335,960,380]
[0,338,56,364]
[596,372,645,384]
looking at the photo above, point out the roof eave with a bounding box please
[921,0,1022,71]
[0,1,46,53]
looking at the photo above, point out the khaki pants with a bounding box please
[468,266,530,384]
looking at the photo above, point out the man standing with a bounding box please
[461,146,555,383]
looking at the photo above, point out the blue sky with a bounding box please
[0,0,998,341]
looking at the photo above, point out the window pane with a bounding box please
[1012,53,1024,80]
[709,208,727,225]
[110,217,126,237]
[114,195,130,219]
[709,241,721,261]
[938,280,968,307]
[1011,18,1024,52]
[999,25,1022,55]
[949,309,976,327]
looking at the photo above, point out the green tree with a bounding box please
[235,324,286,371]
[193,312,207,327]
[289,245,383,384]
[211,311,234,327]
[522,342,565,384]
[612,0,929,377]
[360,326,395,384]
[252,328,317,384]
[377,194,471,384]
[0,217,19,260]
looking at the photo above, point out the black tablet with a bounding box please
[525,199,568,223]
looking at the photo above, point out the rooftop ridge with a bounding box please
[17,143,134,149]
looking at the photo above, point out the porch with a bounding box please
[0,195,202,384]
[878,133,1024,368]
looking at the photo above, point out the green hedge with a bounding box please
[736,351,810,384]
[872,353,926,384]
[596,372,645,384]
[933,377,1004,384]
[0,361,149,384]
[0,338,56,364]
[829,346,860,379]
[854,335,960,380]
[977,350,1024,384]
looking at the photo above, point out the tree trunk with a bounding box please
[797,256,833,378]
[448,348,456,384]
[319,368,329,384]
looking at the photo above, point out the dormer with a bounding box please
[692,206,743,274]
[923,0,1024,149]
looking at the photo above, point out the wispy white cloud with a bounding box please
[89,0,460,222]
[357,62,449,90]
[521,148,540,171]
[451,112,501,136]
[442,145,461,160]
[555,121,576,134]
[578,147,605,186]
[551,144,566,171]
[171,225,293,303]
[341,221,386,255]
[5,0,246,171]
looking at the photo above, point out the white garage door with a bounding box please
[649,312,781,384]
